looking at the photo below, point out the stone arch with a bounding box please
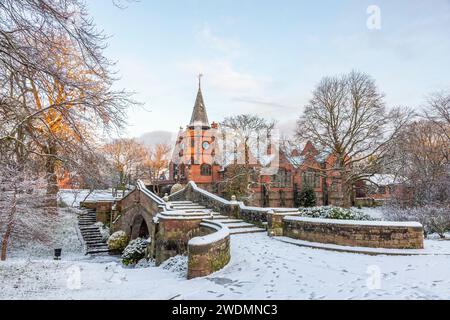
[131,214,150,239]
[127,207,153,241]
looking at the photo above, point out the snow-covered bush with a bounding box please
[121,238,149,266]
[383,205,450,238]
[107,231,129,252]
[94,222,110,242]
[161,255,187,278]
[299,206,372,221]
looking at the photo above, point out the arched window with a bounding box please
[200,164,212,176]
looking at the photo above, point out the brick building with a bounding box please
[169,79,345,208]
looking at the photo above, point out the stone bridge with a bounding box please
[82,180,424,279]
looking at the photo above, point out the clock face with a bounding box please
[202,141,210,150]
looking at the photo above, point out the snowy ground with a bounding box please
[2,216,450,299]
[2,194,449,300]
[58,189,127,208]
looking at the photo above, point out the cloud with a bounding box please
[197,24,242,57]
[232,96,297,111]
[138,130,177,148]
[179,59,270,94]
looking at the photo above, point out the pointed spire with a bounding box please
[189,74,210,129]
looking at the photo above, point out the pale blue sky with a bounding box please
[87,0,450,138]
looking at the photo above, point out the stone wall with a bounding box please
[187,223,231,279]
[155,217,204,265]
[80,200,114,225]
[283,217,424,249]
[239,207,268,228]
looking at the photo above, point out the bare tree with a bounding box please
[218,114,275,202]
[103,138,149,195]
[296,70,411,207]
[221,114,275,165]
[0,161,52,260]
[146,143,171,193]
[0,1,135,210]
[425,90,450,140]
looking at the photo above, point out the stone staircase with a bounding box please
[78,209,110,255]
[168,201,266,235]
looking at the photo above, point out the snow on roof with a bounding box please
[315,149,331,163]
[285,155,306,168]
[368,174,405,186]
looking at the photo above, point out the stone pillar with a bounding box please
[229,195,240,219]
[267,211,301,237]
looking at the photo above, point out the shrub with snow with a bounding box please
[107,231,129,252]
[121,238,149,266]
[299,206,372,221]
[94,222,110,242]
[161,255,187,278]
[383,205,450,238]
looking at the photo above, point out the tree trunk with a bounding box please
[1,186,17,261]
[45,142,59,213]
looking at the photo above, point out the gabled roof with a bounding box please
[189,84,210,129]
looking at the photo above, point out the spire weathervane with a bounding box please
[198,73,203,89]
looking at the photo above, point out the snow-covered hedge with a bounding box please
[107,231,129,252]
[299,206,372,221]
[121,238,149,266]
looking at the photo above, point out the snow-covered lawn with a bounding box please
[2,212,450,300]
[58,189,126,208]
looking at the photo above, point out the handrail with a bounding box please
[136,180,173,212]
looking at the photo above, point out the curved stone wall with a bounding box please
[283,216,424,249]
[187,221,231,279]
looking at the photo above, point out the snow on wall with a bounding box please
[188,221,230,246]
[284,216,422,228]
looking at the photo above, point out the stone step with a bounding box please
[213,215,229,220]
[221,222,255,229]
[202,219,252,228]
[168,201,194,205]
[87,243,108,248]
[79,226,100,230]
[84,236,103,239]
[82,232,102,236]
[86,248,110,255]
[85,241,104,245]
[82,233,102,237]
[229,227,266,235]
[171,205,206,210]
